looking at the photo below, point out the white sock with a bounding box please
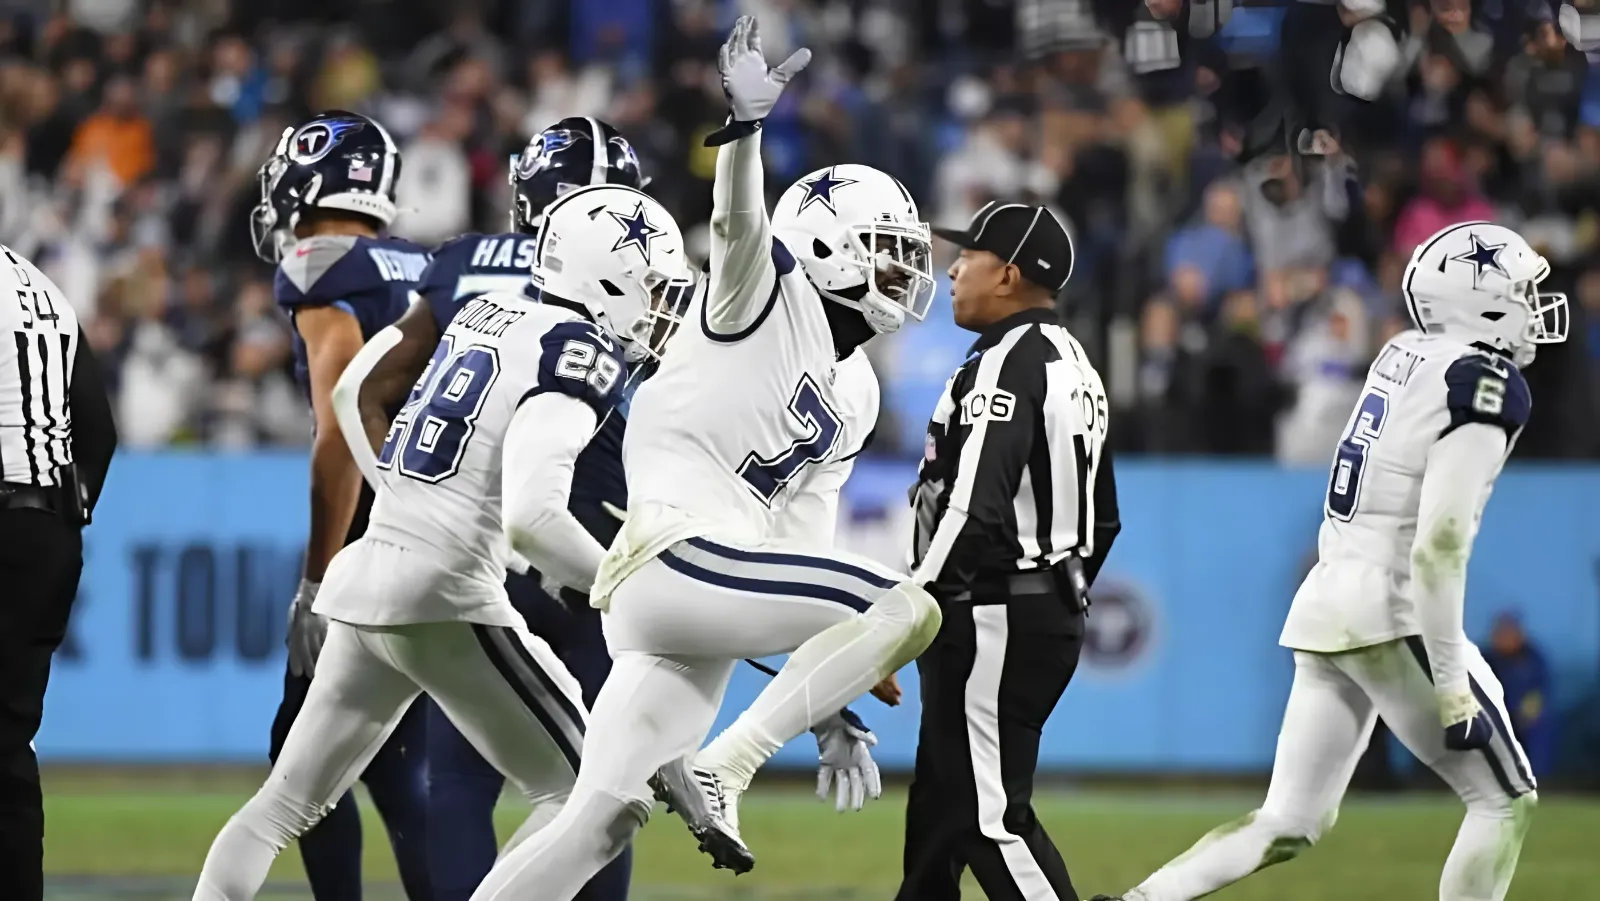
[1439,798,1536,901]
[1129,810,1314,901]
[698,582,938,789]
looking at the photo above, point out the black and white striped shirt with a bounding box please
[0,245,79,487]
[910,307,1120,595]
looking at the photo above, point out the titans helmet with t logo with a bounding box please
[510,117,647,235]
[251,110,402,263]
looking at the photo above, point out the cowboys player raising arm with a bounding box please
[251,109,433,900]
[1093,221,1564,901]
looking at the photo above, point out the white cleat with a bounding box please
[649,759,754,874]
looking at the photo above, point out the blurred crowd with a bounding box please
[1,0,1599,457]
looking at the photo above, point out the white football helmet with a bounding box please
[1402,221,1568,362]
[530,184,693,362]
[771,164,935,335]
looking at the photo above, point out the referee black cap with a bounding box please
[933,201,1074,293]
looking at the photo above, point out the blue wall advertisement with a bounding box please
[36,454,1600,770]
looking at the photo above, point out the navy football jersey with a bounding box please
[570,361,653,548]
[275,233,431,398]
[416,232,539,334]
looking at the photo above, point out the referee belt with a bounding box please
[947,570,1058,604]
[0,482,62,514]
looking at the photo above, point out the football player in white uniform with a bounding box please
[1092,221,1567,901]
[465,17,942,900]
[190,184,693,901]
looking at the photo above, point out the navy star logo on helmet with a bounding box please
[608,201,665,260]
[290,119,365,164]
[797,167,858,214]
[1449,232,1510,287]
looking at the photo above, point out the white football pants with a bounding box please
[192,619,587,901]
[1128,638,1537,901]
[468,535,940,901]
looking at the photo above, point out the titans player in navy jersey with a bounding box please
[253,110,433,901]
[380,117,650,901]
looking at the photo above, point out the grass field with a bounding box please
[41,767,1600,899]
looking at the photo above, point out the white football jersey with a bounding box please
[1280,329,1530,653]
[318,292,629,627]
[623,243,878,545]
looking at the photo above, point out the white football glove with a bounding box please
[286,579,327,679]
[718,15,810,125]
[812,708,881,812]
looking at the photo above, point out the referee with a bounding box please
[895,202,1120,901]
[0,245,116,900]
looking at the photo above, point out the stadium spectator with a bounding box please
[1484,611,1557,778]
[1163,178,1253,322]
[66,72,152,186]
[0,0,1590,461]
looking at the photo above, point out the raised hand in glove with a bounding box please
[705,15,810,146]
[813,707,882,812]
[1440,690,1495,751]
[286,579,328,679]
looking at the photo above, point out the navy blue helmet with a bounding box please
[510,116,646,234]
[252,110,403,263]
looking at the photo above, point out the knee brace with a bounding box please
[872,582,942,671]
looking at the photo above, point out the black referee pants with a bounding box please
[0,507,83,901]
[895,591,1084,901]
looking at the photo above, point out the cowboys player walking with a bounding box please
[405,116,649,901]
[465,17,942,899]
[252,109,432,901]
[1093,221,1565,901]
[190,183,694,901]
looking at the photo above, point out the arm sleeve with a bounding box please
[332,324,402,489]
[912,341,1044,588]
[67,329,116,514]
[704,132,781,340]
[1411,422,1507,705]
[502,392,606,592]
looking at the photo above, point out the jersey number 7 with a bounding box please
[738,375,842,505]
[379,335,503,482]
[1326,389,1389,521]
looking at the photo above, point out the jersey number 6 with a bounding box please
[1326,389,1389,522]
[379,336,503,482]
[738,374,843,505]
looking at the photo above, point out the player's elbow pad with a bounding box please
[504,498,562,559]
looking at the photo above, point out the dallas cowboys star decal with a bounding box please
[1449,232,1509,287]
[608,201,665,261]
[797,167,858,214]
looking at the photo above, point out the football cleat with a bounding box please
[649,760,755,874]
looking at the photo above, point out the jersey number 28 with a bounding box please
[1326,389,1389,521]
[379,335,502,482]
